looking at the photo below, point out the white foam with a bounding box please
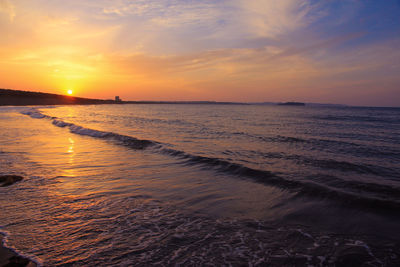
[20,109,113,139]
[52,120,72,127]
[69,125,110,138]
[317,255,326,265]
[20,109,47,119]
[297,228,314,240]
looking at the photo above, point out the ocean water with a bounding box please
[0,104,399,266]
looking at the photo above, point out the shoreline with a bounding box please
[0,235,37,267]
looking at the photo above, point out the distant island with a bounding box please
[277,102,305,106]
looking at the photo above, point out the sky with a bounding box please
[0,0,399,106]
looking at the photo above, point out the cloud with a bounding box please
[230,0,323,39]
[102,0,164,17]
[99,0,328,55]
[108,43,315,84]
[0,0,15,21]
[111,31,365,78]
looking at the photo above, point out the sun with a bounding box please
[67,90,73,95]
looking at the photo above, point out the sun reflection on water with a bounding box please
[65,137,75,177]
[68,137,74,154]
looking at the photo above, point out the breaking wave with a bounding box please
[20,108,400,213]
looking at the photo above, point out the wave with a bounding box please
[245,150,400,178]
[231,131,400,160]
[162,148,400,212]
[21,108,155,150]
[52,120,155,150]
[20,108,400,213]
[20,109,49,119]
[314,114,400,124]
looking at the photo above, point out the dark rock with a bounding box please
[335,245,373,266]
[3,255,31,267]
[0,175,24,187]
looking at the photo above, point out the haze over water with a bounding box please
[1,104,400,265]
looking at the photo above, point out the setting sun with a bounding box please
[67,90,73,95]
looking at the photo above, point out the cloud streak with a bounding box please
[0,0,15,21]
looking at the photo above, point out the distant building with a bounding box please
[115,96,121,102]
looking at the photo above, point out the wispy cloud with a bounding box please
[232,0,323,39]
[0,0,15,21]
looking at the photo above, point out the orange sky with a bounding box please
[0,0,399,106]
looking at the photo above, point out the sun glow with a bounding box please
[67,90,73,95]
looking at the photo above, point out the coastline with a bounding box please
[0,235,36,267]
[0,88,116,106]
[0,88,247,106]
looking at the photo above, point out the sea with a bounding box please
[0,104,399,266]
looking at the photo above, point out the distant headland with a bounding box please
[0,88,116,106]
[0,88,247,106]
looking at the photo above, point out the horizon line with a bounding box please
[1,87,399,109]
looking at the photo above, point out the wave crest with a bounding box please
[20,108,400,212]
